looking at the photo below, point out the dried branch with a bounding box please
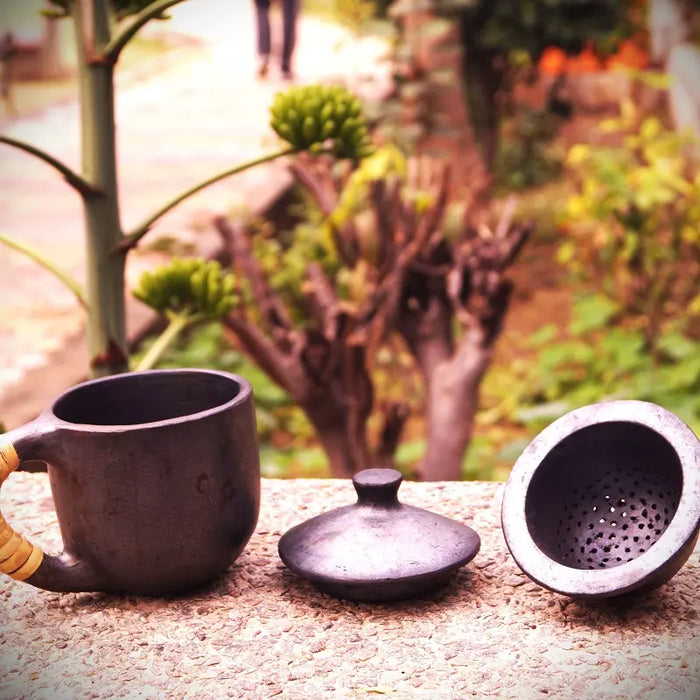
[494,194,517,241]
[343,345,374,469]
[369,179,395,270]
[288,158,338,216]
[214,215,293,333]
[414,164,451,250]
[290,158,361,266]
[303,262,339,340]
[376,401,410,466]
[222,315,297,394]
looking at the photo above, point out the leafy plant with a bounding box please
[481,294,700,439]
[433,0,636,172]
[270,84,374,159]
[560,99,700,347]
[198,146,530,480]
[132,258,236,370]
[494,106,566,190]
[1,0,379,381]
[0,0,299,378]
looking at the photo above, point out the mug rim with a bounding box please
[47,368,253,433]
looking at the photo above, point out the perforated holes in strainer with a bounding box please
[554,471,678,570]
[523,421,684,571]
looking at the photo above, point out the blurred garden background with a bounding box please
[1,0,698,481]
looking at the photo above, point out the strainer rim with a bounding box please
[501,399,700,597]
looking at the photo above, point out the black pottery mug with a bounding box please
[0,369,260,595]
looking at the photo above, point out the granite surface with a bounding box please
[1,474,698,699]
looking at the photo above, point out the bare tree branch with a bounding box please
[288,158,338,216]
[376,401,410,466]
[214,215,294,333]
[303,262,338,340]
[222,315,298,394]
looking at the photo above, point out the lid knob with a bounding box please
[352,468,402,507]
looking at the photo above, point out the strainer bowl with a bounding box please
[501,400,700,598]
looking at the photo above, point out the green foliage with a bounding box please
[252,145,408,319]
[379,0,634,187]
[330,143,407,227]
[251,213,341,322]
[304,0,392,23]
[560,100,700,342]
[494,107,565,190]
[270,84,374,159]
[482,296,700,437]
[434,0,635,62]
[462,434,530,482]
[477,99,700,472]
[133,258,236,321]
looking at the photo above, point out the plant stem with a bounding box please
[0,231,88,309]
[121,148,296,250]
[102,0,188,63]
[74,1,129,376]
[134,312,191,371]
[0,136,99,197]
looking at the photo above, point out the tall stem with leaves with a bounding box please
[0,0,332,378]
[74,0,128,374]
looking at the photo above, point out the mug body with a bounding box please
[33,369,260,595]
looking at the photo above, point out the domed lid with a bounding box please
[278,468,481,601]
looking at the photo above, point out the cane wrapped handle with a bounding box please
[0,437,44,581]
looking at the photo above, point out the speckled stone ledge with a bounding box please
[1,474,698,699]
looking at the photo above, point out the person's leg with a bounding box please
[280,0,299,78]
[254,0,271,77]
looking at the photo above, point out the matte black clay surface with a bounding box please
[2,369,260,595]
[501,400,700,598]
[278,468,481,601]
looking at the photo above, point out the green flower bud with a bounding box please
[269,83,374,159]
[302,115,318,143]
[321,119,336,139]
[133,258,237,320]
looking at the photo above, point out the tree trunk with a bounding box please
[457,14,502,176]
[303,402,372,479]
[419,330,492,481]
[299,345,375,479]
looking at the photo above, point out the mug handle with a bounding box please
[0,426,104,593]
[0,437,44,581]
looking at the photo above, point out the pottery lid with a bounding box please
[278,468,480,599]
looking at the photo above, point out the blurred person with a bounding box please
[254,0,300,80]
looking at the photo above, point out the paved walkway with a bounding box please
[0,1,389,426]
